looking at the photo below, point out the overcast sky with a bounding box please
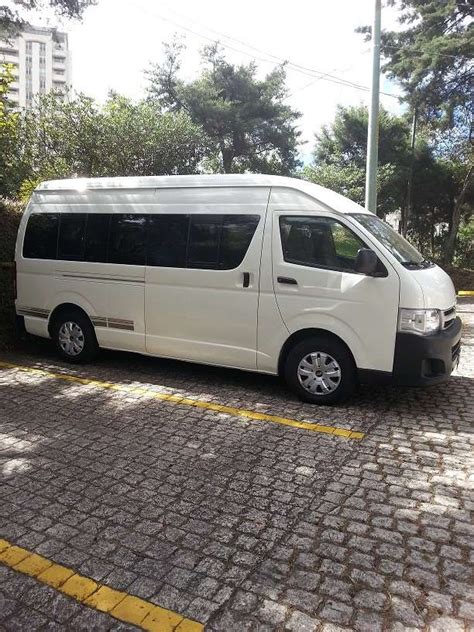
[26,0,404,159]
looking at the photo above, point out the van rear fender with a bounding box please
[47,293,97,333]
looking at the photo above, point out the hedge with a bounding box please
[0,198,24,262]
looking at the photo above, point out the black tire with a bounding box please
[51,309,99,364]
[284,335,356,405]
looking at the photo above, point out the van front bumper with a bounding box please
[391,316,462,386]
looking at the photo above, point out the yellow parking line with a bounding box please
[0,361,365,440]
[0,537,202,631]
[458,290,474,297]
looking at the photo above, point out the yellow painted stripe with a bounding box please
[0,361,365,440]
[0,537,202,632]
[458,290,474,296]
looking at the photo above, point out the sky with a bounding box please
[22,0,405,161]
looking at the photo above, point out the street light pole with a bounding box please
[365,0,382,214]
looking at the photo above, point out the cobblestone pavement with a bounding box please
[0,298,473,631]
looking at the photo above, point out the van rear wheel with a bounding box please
[284,336,355,405]
[52,309,98,364]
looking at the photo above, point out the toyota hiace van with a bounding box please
[15,175,462,404]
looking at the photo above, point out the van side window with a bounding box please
[220,215,260,269]
[109,214,147,265]
[84,214,110,263]
[280,216,366,273]
[188,215,221,268]
[147,214,260,269]
[148,215,189,268]
[58,214,87,261]
[23,213,59,259]
[330,222,364,263]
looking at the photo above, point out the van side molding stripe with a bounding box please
[91,317,134,331]
[17,307,134,331]
[17,307,50,319]
[61,273,144,284]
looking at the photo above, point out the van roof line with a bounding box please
[37,174,309,191]
[35,175,371,216]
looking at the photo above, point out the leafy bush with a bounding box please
[0,197,23,261]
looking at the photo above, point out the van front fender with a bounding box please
[283,313,367,369]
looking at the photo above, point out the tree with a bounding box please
[147,42,301,175]
[443,162,473,264]
[100,93,208,177]
[0,63,20,197]
[358,0,473,129]
[1,0,95,37]
[305,103,473,264]
[12,90,208,198]
[357,1,474,264]
[304,105,411,217]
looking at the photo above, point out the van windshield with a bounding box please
[351,213,432,269]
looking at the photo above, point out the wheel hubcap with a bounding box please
[297,351,342,395]
[58,321,85,356]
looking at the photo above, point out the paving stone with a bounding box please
[390,595,424,627]
[353,589,387,611]
[354,611,384,632]
[428,616,464,631]
[459,601,474,621]
[319,600,353,626]
[285,610,319,631]
[257,598,287,624]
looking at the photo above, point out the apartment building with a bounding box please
[0,26,71,109]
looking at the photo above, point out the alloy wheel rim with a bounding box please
[58,321,85,356]
[297,351,342,395]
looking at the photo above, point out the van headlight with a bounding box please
[398,309,441,335]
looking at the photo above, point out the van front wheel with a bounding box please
[284,336,355,405]
[52,310,98,363]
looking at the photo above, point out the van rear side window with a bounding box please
[58,213,87,260]
[23,214,59,260]
[84,214,110,262]
[108,214,147,265]
[147,215,189,268]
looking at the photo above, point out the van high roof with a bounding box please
[36,174,371,215]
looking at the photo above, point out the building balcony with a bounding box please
[0,43,19,53]
[0,52,19,64]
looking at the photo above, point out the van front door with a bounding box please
[145,205,267,370]
[272,212,400,373]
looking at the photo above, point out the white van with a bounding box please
[15,175,462,404]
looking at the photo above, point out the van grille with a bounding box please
[442,306,456,330]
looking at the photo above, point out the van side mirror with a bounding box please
[355,248,378,276]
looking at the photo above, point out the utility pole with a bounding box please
[403,108,417,236]
[365,0,382,214]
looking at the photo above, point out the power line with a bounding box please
[159,2,374,90]
[133,1,401,99]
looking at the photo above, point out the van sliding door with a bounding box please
[145,186,269,370]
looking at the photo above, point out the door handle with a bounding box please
[243,272,250,288]
[277,276,298,285]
